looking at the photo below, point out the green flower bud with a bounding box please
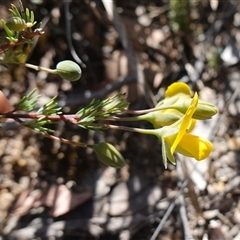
[56,60,82,81]
[193,99,218,119]
[6,17,27,31]
[91,142,126,168]
[175,98,218,120]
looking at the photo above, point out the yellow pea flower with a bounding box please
[125,82,216,168]
[135,82,217,130]
[155,93,213,167]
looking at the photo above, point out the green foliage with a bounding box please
[8,3,36,29]
[22,118,55,134]
[14,89,39,111]
[0,2,42,63]
[18,95,62,133]
[12,88,130,138]
[77,94,129,130]
[37,96,62,116]
[1,20,17,42]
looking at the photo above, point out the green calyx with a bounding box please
[137,109,183,128]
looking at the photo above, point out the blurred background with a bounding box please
[0,0,240,239]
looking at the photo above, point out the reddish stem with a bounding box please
[0,30,43,54]
[3,112,88,148]
[4,112,81,124]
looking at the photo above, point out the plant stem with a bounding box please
[5,112,81,123]
[97,123,156,135]
[4,112,159,137]
[44,133,88,148]
[104,116,140,122]
[24,63,57,74]
[125,105,174,115]
[0,30,43,55]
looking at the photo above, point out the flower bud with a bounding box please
[6,17,27,31]
[56,60,82,81]
[192,99,218,120]
[92,142,126,168]
[175,98,218,120]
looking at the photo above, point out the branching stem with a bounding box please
[5,112,81,123]
[3,112,157,136]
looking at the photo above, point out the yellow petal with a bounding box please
[171,93,198,154]
[187,119,197,132]
[176,133,213,160]
[165,82,192,98]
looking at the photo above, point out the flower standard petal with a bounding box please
[165,82,192,98]
[170,93,198,154]
[156,82,192,108]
